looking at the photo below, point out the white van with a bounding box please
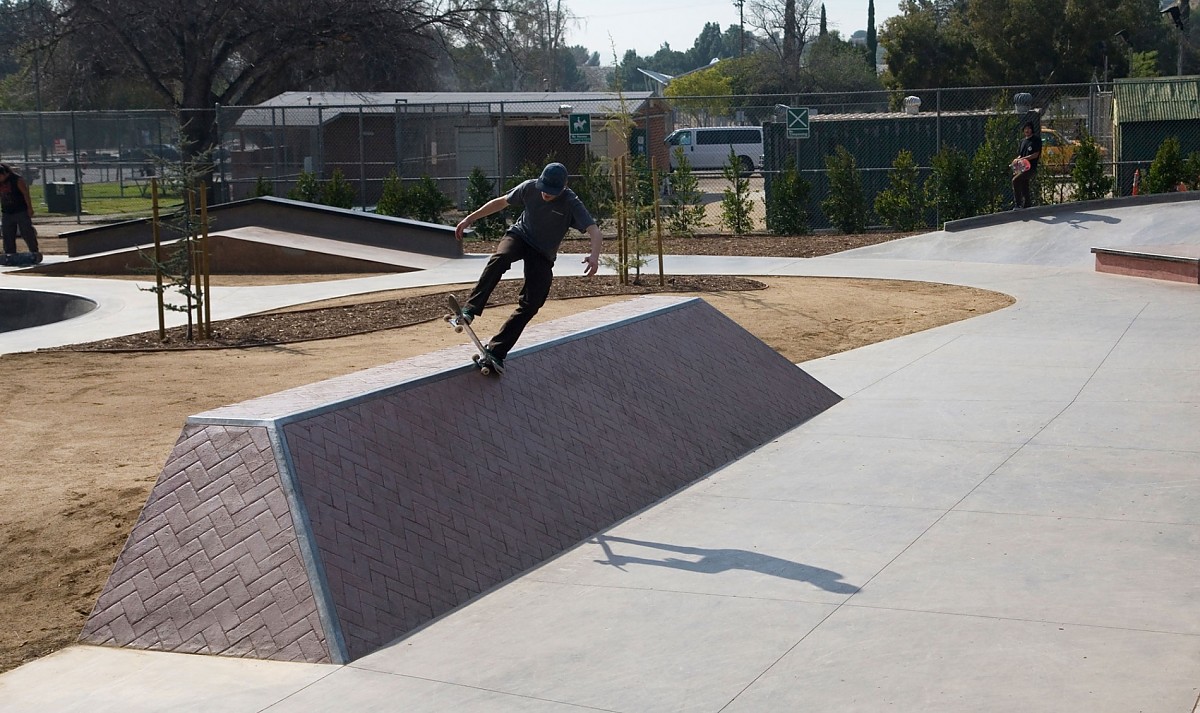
[665,126,763,172]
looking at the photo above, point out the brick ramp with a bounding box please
[80,296,842,664]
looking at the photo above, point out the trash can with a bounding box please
[45,182,81,214]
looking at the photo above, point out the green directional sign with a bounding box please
[786,107,810,139]
[569,113,592,144]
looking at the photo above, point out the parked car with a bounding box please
[1039,128,1108,174]
[666,126,764,172]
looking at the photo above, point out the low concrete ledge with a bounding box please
[944,191,1200,233]
[1092,244,1200,284]
[80,296,842,664]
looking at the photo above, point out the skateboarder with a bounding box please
[0,163,40,261]
[1012,121,1042,210]
[453,162,603,371]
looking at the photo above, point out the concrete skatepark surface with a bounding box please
[2,198,1200,711]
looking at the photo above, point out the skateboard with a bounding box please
[0,252,43,267]
[1011,157,1031,176]
[444,294,504,376]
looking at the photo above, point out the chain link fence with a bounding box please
[4,80,1197,233]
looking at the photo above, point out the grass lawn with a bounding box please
[30,181,186,217]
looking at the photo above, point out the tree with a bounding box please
[804,33,884,93]
[925,144,974,225]
[288,171,322,203]
[1071,130,1114,201]
[866,0,877,67]
[463,167,506,238]
[766,157,810,235]
[1145,137,1185,193]
[820,3,827,36]
[822,145,867,234]
[1131,50,1161,77]
[321,168,356,209]
[747,0,818,86]
[874,149,925,230]
[666,148,706,237]
[880,0,977,89]
[664,68,733,124]
[971,113,1019,213]
[57,0,505,167]
[720,148,755,235]
[376,171,412,220]
[881,0,1171,88]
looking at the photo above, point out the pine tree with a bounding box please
[866,0,877,67]
[874,150,925,231]
[320,168,356,209]
[820,4,827,36]
[822,146,867,234]
[720,148,755,235]
[1071,130,1114,201]
[666,148,706,237]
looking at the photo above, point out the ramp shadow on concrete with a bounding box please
[78,296,841,664]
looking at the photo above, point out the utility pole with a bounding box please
[733,0,745,57]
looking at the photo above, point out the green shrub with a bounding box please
[1071,130,1114,201]
[287,170,321,203]
[375,171,410,218]
[822,145,866,234]
[406,175,454,223]
[971,114,1018,213]
[253,175,274,197]
[925,145,974,225]
[1183,151,1200,191]
[719,147,755,235]
[1145,137,1184,194]
[874,149,926,231]
[765,156,810,235]
[321,168,356,209]
[666,148,706,236]
[464,167,505,238]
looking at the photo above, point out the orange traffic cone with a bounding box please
[1132,168,1141,196]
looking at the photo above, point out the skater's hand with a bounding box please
[582,253,599,277]
[454,217,472,242]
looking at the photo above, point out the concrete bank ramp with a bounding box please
[79,296,841,664]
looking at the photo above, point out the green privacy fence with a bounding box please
[5,79,1197,232]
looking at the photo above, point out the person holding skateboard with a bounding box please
[1011,121,1042,210]
[0,163,40,262]
[453,162,603,372]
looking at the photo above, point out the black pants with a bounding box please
[1,210,39,254]
[1012,170,1035,209]
[465,234,554,360]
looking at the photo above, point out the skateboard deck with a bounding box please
[0,252,43,267]
[445,294,503,376]
[1011,157,1031,176]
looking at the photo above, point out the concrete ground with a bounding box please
[1,200,1199,712]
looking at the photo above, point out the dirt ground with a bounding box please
[0,231,1015,674]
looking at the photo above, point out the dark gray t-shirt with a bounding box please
[505,179,595,262]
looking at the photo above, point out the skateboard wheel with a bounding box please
[480,366,491,375]
[454,325,463,333]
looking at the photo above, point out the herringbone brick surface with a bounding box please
[283,298,840,659]
[80,424,331,663]
[80,297,839,665]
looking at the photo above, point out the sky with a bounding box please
[571,0,901,62]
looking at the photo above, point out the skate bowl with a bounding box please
[0,288,98,333]
[79,296,842,665]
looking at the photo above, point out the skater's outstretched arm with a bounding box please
[581,224,602,277]
[455,196,510,241]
